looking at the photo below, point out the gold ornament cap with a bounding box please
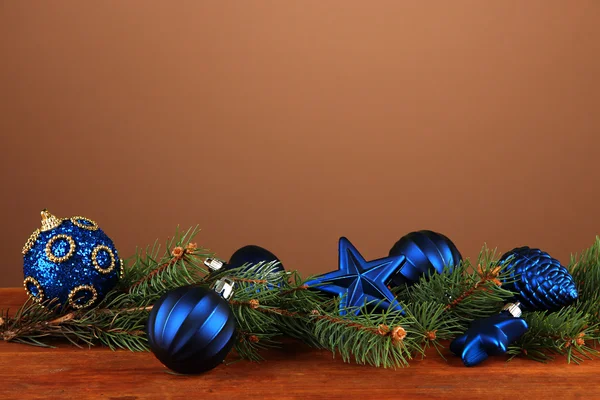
[40,209,63,232]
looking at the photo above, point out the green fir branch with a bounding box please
[308,302,419,368]
[397,245,516,328]
[508,306,600,363]
[570,236,600,327]
[124,225,212,300]
[2,228,599,369]
[404,301,463,358]
[506,237,600,363]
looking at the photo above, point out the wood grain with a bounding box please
[0,288,598,400]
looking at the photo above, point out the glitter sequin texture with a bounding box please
[23,214,121,308]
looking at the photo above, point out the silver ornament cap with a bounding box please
[502,302,523,318]
[204,258,225,271]
[212,278,235,300]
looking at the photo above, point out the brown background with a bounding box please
[1,1,599,288]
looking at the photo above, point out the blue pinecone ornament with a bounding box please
[22,210,122,309]
[499,247,578,311]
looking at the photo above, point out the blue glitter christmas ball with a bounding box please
[22,210,122,309]
[146,285,237,374]
[499,246,578,311]
[388,230,462,288]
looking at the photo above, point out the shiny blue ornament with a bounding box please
[225,245,285,273]
[146,285,237,374]
[388,230,462,288]
[306,237,406,316]
[499,247,578,311]
[450,308,529,367]
[22,210,121,309]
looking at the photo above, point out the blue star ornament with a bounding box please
[306,237,406,315]
[450,311,529,367]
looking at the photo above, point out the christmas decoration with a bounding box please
[204,245,284,276]
[203,245,284,294]
[450,302,529,366]
[22,210,121,309]
[226,245,285,272]
[388,230,462,288]
[147,283,237,374]
[3,222,600,370]
[306,237,406,315]
[450,247,580,366]
[499,247,578,311]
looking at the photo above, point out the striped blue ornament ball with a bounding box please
[146,285,237,374]
[22,210,121,309]
[388,230,462,288]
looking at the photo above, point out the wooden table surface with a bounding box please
[1,288,598,400]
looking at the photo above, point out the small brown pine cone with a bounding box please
[391,326,407,344]
[377,324,390,335]
[426,330,437,341]
[186,242,198,252]
[171,246,185,259]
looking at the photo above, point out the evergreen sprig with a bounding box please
[395,245,517,331]
[309,303,417,368]
[507,237,600,362]
[124,226,212,299]
[1,228,599,369]
[507,306,599,363]
[570,236,600,327]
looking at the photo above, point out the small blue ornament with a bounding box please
[499,247,578,311]
[225,245,285,273]
[388,230,462,288]
[22,210,121,309]
[450,303,529,367]
[306,237,406,316]
[204,245,285,291]
[146,285,237,374]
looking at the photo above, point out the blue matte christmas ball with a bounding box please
[499,246,578,311]
[225,245,285,272]
[146,285,237,374]
[388,230,462,288]
[22,210,121,309]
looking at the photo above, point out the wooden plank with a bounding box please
[1,288,598,399]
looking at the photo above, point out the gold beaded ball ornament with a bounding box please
[22,210,123,309]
